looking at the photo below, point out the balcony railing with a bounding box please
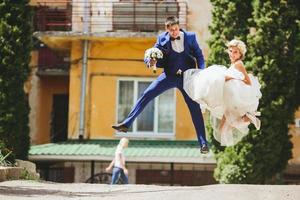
[37,47,70,76]
[34,5,72,31]
[33,0,187,32]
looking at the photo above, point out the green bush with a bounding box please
[19,169,39,181]
[217,164,244,183]
[0,140,15,166]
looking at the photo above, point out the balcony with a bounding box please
[34,4,72,31]
[33,0,187,33]
[37,46,70,76]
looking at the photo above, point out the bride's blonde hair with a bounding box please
[227,39,247,60]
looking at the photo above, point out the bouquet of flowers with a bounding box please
[144,47,163,73]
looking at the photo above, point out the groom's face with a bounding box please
[167,24,180,39]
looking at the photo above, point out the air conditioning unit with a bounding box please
[295,118,300,128]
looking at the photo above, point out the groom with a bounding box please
[112,16,208,154]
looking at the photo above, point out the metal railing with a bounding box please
[33,0,187,32]
[37,47,70,75]
[34,4,72,31]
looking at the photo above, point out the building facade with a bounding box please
[28,0,216,185]
[27,0,300,184]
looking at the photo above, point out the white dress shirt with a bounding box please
[171,31,184,53]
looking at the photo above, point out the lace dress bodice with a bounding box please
[226,65,245,80]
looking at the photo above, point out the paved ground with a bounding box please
[0,180,300,200]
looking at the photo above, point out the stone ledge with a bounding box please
[0,167,23,182]
[0,160,39,182]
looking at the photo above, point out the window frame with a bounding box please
[115,77,176,139]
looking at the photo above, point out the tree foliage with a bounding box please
[208,0,300,183]
[207,0,253,66]
[0,0,32,159]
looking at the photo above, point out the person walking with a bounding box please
[105,138,129,184]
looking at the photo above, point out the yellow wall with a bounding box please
[30,0,68,6]
[176,90,201,140]
[29,1,299,171]
[68,38,196,140]
[37,77,69,143]
[28,50,69,144]
[29,0,211,142]
[29,76,69,144]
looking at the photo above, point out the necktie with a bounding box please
[170,36,180,41]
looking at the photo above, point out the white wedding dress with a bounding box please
[184,64,262,146]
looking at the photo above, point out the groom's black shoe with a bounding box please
[112,123,128,133]
[200,144,209,154]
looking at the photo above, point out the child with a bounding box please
[184,39,261,146]
[105,137,129,184]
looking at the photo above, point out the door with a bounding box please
[51,94,69,142]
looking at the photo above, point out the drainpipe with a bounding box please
[78,0,90,139]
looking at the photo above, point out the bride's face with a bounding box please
[228,46,242,63]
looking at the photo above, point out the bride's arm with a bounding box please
[225,76,234,81]
[234,61,252,85]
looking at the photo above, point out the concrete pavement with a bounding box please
[0,180,300,200]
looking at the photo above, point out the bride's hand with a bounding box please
[225,76,234,81]
[242,78,252,85]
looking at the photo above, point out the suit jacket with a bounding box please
[145,29,205,70]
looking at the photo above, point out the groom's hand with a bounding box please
[148,59,157,68]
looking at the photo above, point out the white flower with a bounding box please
[144,47,163,60]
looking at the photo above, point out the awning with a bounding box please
[29,140,216,164]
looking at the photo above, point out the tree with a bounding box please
[0,1,32,160]
[207,0,253,66]
[244,0,300,183]
[208,0,300,183]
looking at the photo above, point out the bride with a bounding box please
[183,39,262,146]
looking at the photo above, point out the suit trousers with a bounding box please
[122,72,207,146]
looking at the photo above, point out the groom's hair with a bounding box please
[165,16,179,28]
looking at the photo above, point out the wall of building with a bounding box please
[290,109,300,165]
[186,0,213,58]
[27,51,40,144]
[30,0,67,6]
[29,1,300,168]
[29,77,69,144]
[28,0,213,143]
[28,50,69,144]
[65,161,215,184]
[27,0,300,186]
[67,38,199,140]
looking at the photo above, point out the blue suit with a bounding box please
[122,30,207,146]
[149,30,205,71]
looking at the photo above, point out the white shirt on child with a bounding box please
[114,145,125,168]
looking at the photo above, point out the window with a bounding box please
[116,78,175,137]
